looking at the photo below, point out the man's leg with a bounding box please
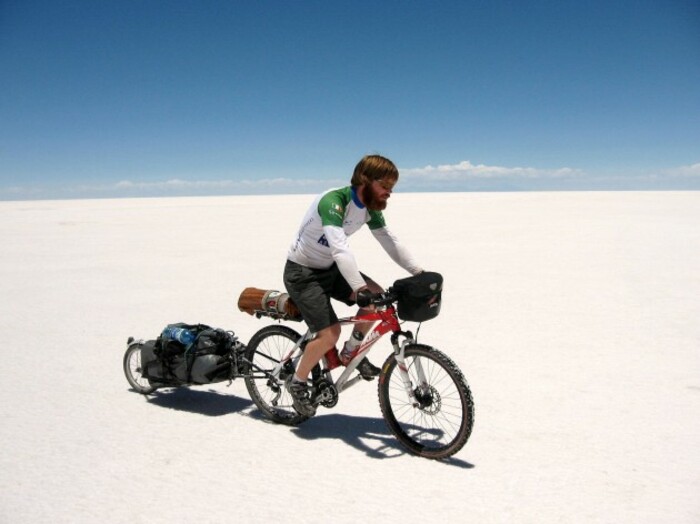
[295,323,341,381]
[340,278,383,377]
[354,277,384,336]
[286,324,341,417]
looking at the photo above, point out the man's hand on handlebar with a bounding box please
[355,288,373,308]
[352,287,396,308]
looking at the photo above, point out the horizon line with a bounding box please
[1,186,699,204]
[2,160,699,201]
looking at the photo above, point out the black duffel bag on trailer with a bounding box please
[143,323,237,384]
[392,271,443,322]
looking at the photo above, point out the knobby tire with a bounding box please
[378,344,474,459]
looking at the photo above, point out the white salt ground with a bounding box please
[0,191,698,523]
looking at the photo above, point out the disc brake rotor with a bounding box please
[415,385,442,415]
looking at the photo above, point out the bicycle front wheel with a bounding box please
[378,344,474,459]
[243,324,308,425]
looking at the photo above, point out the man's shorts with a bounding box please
[283,259,369,333]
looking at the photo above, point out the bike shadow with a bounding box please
[139,389,474,468]
[144,387,254,416]
[290,412,475,469]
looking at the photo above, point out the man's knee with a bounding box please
[316,323,341,344]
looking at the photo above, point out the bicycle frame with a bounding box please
[269,303,426,407]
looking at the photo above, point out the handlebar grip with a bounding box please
[357,289,398,308]
[356,289,373,308]
[370,290,398,307]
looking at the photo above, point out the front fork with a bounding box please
[389,331,426,408]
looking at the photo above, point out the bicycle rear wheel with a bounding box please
[378,344,474,459]
[243,324,309,425]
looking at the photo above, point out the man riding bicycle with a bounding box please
[283,154,424,417]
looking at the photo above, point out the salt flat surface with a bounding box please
[1,191,698,523]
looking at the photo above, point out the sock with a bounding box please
[293,373,306,383]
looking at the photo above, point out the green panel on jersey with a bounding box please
[317,186,386,230]
[368,210,386,230]
[317,188,351,227]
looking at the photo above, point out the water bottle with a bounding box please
[339,329,364,365]
[162,326,196,346]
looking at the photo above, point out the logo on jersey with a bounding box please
[328,203,344,220]
[317,234,329,247]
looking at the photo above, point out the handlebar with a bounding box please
[360,288,398,308]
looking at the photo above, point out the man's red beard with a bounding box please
[361,184,388,211]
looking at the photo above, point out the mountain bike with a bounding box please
[241,279,475,460]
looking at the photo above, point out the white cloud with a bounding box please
[401,160,582,180]
[663,163,700,177]
[100,177,342,193]
[3,161,699,201]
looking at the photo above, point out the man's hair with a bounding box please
[351,155,399,186]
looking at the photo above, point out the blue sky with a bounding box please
[1,0,699,200]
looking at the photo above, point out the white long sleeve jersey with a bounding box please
[287,186,423,291]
